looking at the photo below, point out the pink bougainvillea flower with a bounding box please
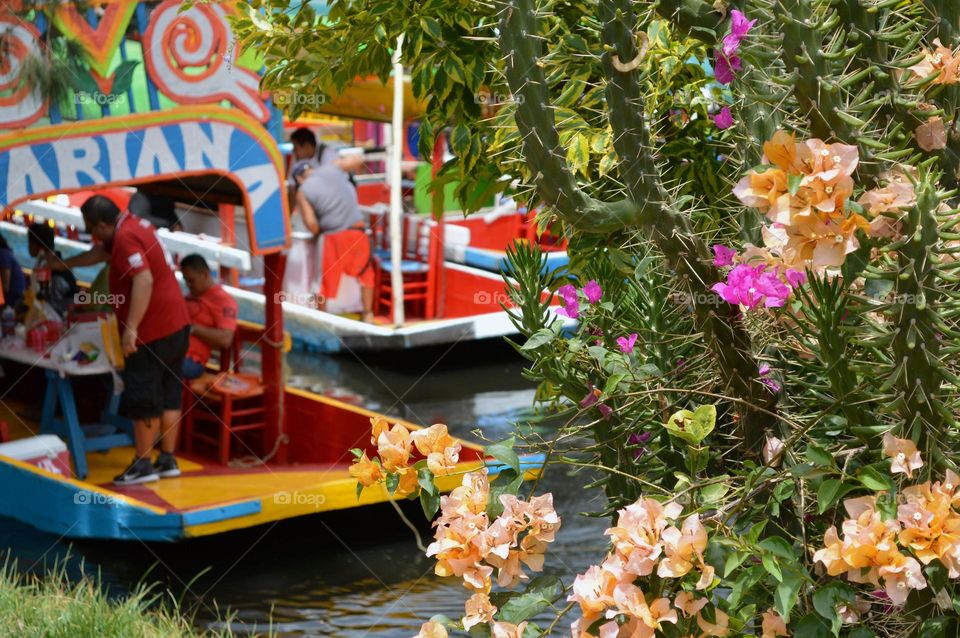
[414,621,448,638]
[760,609,789,638]
[758,363,782,393]
[714,51,743,85]
[785,269,806,288]
[581,385,601,408]
[463,592,497,631]
[598,403,613,420]
[723,9,757,57]
[629,432,652,445]
[584,280,603,304]
[713,244,737,267]
[555,284,581,318]
[882,433,923,478]
[712,264,792,309]
[558,284,578,304]
[617,333,638,354]
[713,106,735,130]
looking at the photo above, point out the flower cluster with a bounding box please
[556,280,603,319]
[814,439,960,606]
[416,470,560,637]
[349,418,462,496]
[567,497,768,638]
[733,130,872,271]
[909,39,960,86]
[714,9,756,86]
[711,262,801,310]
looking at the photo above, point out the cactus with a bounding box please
[497,0,774,447]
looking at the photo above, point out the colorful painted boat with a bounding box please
[0,2,543,540]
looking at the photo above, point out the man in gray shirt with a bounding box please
[288,162,373,321]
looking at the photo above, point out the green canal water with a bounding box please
[0,339,608,636]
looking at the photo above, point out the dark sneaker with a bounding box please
[113,458,158,486]
[153,452,181,478]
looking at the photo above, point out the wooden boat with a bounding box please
[0,2,543,541]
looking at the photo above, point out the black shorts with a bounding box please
[121,326,189,420]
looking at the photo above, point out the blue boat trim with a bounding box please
[484,452,547,475]
[181,500,263,527]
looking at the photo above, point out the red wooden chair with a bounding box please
[372,214,440,320]
[181,332,267,465]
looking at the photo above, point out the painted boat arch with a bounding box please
[0,106,290,254]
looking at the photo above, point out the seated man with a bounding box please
[180,254,238,379]
[27,222,77,319]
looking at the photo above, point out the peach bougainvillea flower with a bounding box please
[674,591,708,617]
[609,584,677,635]
[657,514,710,583]
[569,564,619,636]
[414,620,448,638]
[490,621,528,638]
[909,39,960,85]
[605,498,681,578]
[763,436,785,466]
[370,416,390,445]
[348,453,382,487]
[377,423,413,472]
[898,477,960,577]
[858,170,917,217]
[882,433,923,478]
[410,423,456,456]
[916,116,948,152]
[462,592,497,630]
[696,608,730,637]
[761,609,789,637]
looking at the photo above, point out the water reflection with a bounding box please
[1,340,609,637]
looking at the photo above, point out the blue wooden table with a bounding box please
[0,345,131,480]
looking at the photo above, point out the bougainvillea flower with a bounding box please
[569,564,619,623]
[673,591,708,617]
[722,10,757,57]
[410,423,455,456]
[697,608,731,637]
[490,621,528,638]
[617,333,638,354]
[610,584,678,635]
[556,284,581,318]
[349,453,383,487]
[882,433,923,478]
[898,479,960,576]
[837,597,871,624]
[733,168,789,216]
[370,416,390,445]
[878,554,927,605]
[629,432,652,445]
[713,106,734,129]
[714,51,743,84]
[713,244,737,267]
[597,403,613,419]
[462,592,497,630]
[916,116,948,152]
[414,621,448,638]
[758,363,782,393]
[858,170,917,216]
[658,514,709,579]
[377,423,412,472]
[712,264,792,309]
[584,280,603,304]
[908,39,960,85]
[763,436,785,466]
[606,498,682,578]
[581,385,601,408]
[784,269,806,288]
[761,609,789,638]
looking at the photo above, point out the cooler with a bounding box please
[0,435,72,477]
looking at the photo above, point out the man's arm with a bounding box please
[57,245,108,271]
[122,269,153,355]
[190,324,234,350]
[295,189,321,235]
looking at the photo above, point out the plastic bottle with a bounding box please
[1,306,14,338]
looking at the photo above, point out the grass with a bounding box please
[0,561,266,638]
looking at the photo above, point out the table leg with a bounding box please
[52,373,88,480]
[40,371,58,434]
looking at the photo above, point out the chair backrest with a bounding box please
[215,330,243,374]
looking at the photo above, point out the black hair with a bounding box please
[180,253,211,274]
[80,195,120,226]
[27,222,55,252]
[290,127,316,147]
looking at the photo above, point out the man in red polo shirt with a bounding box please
[179,254,238,379]
[69,195,190,485]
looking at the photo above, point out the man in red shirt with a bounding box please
[179,254,238,379]
[67,195,190,485]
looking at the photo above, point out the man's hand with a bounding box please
[122,326,139,356]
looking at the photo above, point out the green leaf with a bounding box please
[793,613,832,638]
[847,629,875,638]
[724,551,747,577]
[812,581,856,632]
[859,465,896,493]
[356,482,364,500]
[490,576,563,624]
[762,554,783,582]
[385,472,399,495]
[110,60,139,96]
[522,329,555,350]
[565,132,591,178]
[818,479,856,514]
[774,569,804,621]
[759,536,796,560]
[487,436,521,476]
[664,404,716,445]
[486,468,523,519]
[787,173,803,195]
[805,444,833,467]
[919,618,951,638]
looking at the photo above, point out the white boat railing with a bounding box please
[13,199,252,270]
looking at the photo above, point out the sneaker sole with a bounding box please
[156,468,181,478]
[113,474,159,486]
